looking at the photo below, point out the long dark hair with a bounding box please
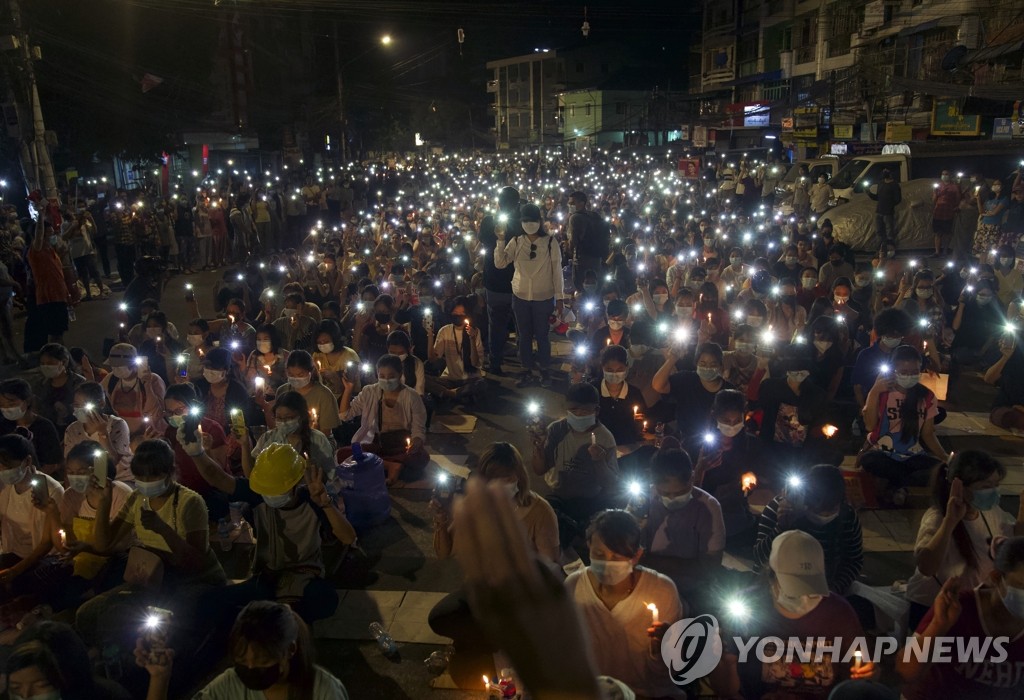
[930,450,1006,571]
[229,601,316,700]
[11,621,99,700]
[892,345,931,442]
[274,390,313,456]
[386,330,416,388]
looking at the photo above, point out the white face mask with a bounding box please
[806,511,839,526]
[257,340,273,354]
[660,491,693,511]
[1001,582,1024,619]
[39,364,64,379]
[146,327,162,339]
[880,336,903,349]
[1,405,25,421]
[775,591,823,616]
[675,305,693,317]
[717,421,744,437]
[113,366,135,380]
[67,474,90,493]
[653,294,669,305]
[603,370,626,385]
[747,316,764,327]
[1000,257,1013,267]
[135,477,170,498]
[203,369,226,384]
[500,481,519,499]
[287,374,311,389]
[801,278,816,290]
[317,343,335,354]
[283,308,297,319]
[0,464,26,486]
[187,334,203,347]
[813,340,833,353]
[607,319,625,330]
[73,406,95,423]
[522,221,541,235]
[589,559,633,586]
[788,370,810,384]
[263,492,292,509]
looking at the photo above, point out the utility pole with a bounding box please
[333,20,348,163]
[6,0,57,201]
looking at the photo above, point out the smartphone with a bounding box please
[142,606,174,662]
[183,409,201,444]
[93,450,108,488]
[30,477,47,503]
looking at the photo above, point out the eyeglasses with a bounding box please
[529,243,537,260]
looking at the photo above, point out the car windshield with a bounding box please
[829,159,870,190]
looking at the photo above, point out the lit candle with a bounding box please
[741,472,757,493]
[590,431,597,446]
[263,364,272,375]
[853,650,863,670]
[822,424,838,438]
[606,338,611,346]
[406,437,412,450]
[58,528,67,548]
[317,360,322,372]
[647,602,659,626]
[254,376,265,390]
[633,405,639,418]
[310,408,318,425]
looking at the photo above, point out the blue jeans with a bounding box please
[876,213,896,244]
[513,296,553,372]
[485,289,515,368]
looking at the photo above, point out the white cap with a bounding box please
[768,530,829,597]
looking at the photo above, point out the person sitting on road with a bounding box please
[101,343,167,449]
[64,381,133,483]
[0,378,63,476]
[425,295,486,401]
[271,350,340,438]
[33,343,87,439]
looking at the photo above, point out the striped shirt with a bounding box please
[752,495,864,594]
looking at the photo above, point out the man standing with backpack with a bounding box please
[567,191,607,291]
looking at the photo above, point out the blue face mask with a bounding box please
[970,486,1000,511]
[566,412,596,432]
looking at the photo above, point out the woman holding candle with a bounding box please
[181,318,216,382]
[242,323,289,391]
[42,440,133,610]
[242,391,335,476]
[339,354,428,485]
[64,382,134,483]
[271,350,340,438]
[652,341,734,446]
[33,343,87,439]
[136,311,184,387]
[566,509,686,698]
[387,330,425,396]
[193,347,259,444]
[590,344,647,451]
[311,320,360,397]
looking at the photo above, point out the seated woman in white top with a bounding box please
[64,382,133,483]
[565,509,686,699]
[311,319,360,397]
[339,354,428,485]
[905,450,1023,631]
[239,391,335,477]
[387,330,425,396]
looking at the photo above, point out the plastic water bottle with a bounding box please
[654,422,665,448]
[217,518,232,551]
[424,645,454,674]
[368,622,398,656]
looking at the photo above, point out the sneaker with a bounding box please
[892,487,908,507]
[515,372,535,388]
[539,372,552,388]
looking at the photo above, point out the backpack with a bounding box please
[577,211,610,259]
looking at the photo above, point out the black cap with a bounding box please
[202,347,232,370]
[520,203,542,222]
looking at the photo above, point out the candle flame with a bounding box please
[822,424,839,438]
[741,472,757,493]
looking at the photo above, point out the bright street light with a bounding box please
[381,35,392,46]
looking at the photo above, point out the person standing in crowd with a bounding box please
[26,215,71,349]
[494,203,564,388]
[932,169,962,258]
[568,190,606,292]
[869,169,902,248]
[477,186,520,376]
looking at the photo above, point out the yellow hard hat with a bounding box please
[250,443,306,496]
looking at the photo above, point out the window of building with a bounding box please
[570,104,576,117]
[585,103,592,116]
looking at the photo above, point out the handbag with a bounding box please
[124,547,164,589]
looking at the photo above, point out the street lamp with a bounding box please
[381,35,392,46]
[334,31,395,161]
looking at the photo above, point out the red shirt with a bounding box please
[27,247,69,304]
[907,589,1024,700]
[163,417,229,496]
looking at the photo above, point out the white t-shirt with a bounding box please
[0,473,64,558]
[906,506,1016,606]
[566,566,686,698]
[194,665,347,699]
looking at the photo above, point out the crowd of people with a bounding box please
[0,149,1020,698]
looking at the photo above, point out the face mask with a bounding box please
[263,493,292,509]
[806,511,839,526]
[167,414,186,429]
[785,256,798,265]
[1001,583,1024,619]
[317,343,335,354]
[818,177,826,184]
[813,340,832,353]
[378,377,401,392]
[146,327,162,340]
[880,336,903,349]
[941,175,951,183]
[74,406,96,423]
[10,692,61,700]
[970,486,1000,511]
[204,369,226,384]
[135,477,169,498]
[257,340,273,354]
[776,592,823,616]
[960,269,970,280]
[833,296,849,305]
[566,412,596,432]
[916,288,933,299]
[396,353,409,362]
[67,473,91,494]
[801,278,816,290]
[696,367,720,382]
[1,406,24,421]
[734,341,754,354]
[583,284,597,294]
[501,481,519,499]
[283,308,297,318]
[39,364,63,380]
[977,295,993,306]
[603,370,626,385]
[0,465,26,486]
[717,421,744,438]
[187,334,203,347]
[589,559,633,586]
[660,492,693,511]
[113,366,135,380]
[993,186,1003,194]
[675,305,693,317]
[567,205,577,215]
[234,662,281,691]
[522,221,541,235]
[747,316,764,327]
[788,370,810,384]
[730,257,741,266]
[287,374,311,389]
[854,277,870,288]
[275,418,300,436]
[653,294,669,305]
[896,373,920,389]
[607,319,625,330]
